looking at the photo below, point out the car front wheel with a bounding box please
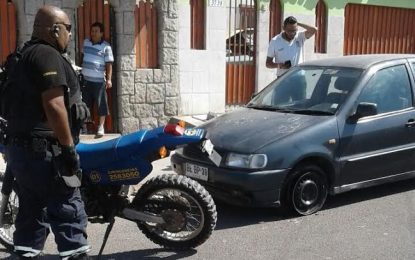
[287,164,328,216]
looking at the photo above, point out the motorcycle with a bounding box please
[0,123,219,255]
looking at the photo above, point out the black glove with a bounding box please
[59,144,82,187]
[73,102,90,121]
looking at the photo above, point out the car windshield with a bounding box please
[248,67,363,115]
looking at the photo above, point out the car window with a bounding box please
[357,65,413,114]
[248,67,362,114]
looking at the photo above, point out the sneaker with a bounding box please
[96,125,104,137]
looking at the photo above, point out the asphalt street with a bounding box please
[1,135,415,259]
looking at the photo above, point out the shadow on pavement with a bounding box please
[97,248,197,259]
[214,178,415,230]
[0,249,197,260]
[214,201,291,230]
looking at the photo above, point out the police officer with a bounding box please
[5,6,90,259]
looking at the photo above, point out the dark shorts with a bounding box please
[6,145,89,255]
[81,80,109,116]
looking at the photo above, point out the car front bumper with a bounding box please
[171,153,290,207]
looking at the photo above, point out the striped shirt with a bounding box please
[81,39,114,83]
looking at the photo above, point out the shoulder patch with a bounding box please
[43,71,57,76]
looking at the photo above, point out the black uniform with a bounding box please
[5,39,90,258]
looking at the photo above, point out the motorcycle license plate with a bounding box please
[185,163,208,181]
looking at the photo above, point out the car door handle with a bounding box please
[405,119,415,128]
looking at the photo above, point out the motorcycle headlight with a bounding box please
[225,153,267,169]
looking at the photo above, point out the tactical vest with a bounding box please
[6,41,83,143]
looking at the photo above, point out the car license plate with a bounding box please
[185,163,208,181]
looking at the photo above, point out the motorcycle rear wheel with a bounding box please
[0,170,18,251]
[133,174,217,250]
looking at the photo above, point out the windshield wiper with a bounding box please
[290,109,335,115]
[247,104,293,112]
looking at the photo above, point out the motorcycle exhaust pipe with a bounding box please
[122,208,165,224]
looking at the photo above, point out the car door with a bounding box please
[338,62,415,186]
[407,59,415,170]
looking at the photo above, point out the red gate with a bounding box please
[0,0,16,66]
[77,0,115,133]
[226,0,257,105]
[344,4,415,55]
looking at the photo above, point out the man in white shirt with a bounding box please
[266,16,317,77]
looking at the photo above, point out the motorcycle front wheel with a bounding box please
[0,169,18,251]
[133,174,217,250]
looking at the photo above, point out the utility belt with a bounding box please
[6,135,58,161]
[7,135,57,149]
[7,134,82,187]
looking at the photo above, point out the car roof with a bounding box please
[300,54,415,69]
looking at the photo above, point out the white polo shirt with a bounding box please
[267,31,306,76]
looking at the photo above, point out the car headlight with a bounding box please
[225,153,267,169]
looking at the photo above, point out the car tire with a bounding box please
[284,164,328,216]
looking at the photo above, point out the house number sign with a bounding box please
[209,0,224,7]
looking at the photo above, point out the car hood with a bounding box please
[201,108,331,153]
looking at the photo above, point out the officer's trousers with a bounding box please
[5,145,90,259]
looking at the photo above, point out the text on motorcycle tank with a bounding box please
[184,128,204,137]
[108,168,140,181]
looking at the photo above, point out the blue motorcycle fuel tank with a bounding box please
[76,126,206,185]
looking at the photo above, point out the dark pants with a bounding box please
[5,146,89,258]
[81,80,109,117]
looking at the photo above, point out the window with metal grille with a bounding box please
[190,0,205,49]
[269,0,282,41]
[135,0,158,68]
[314,0,327,53]
[239,4,255,30]
[0,0,16,66]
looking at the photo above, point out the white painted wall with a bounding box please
[177,1,348,115]
[178,2,227,115]
[256,7,275,93]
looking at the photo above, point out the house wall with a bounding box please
[9,0,415,130]
[12,0,81,61]
[113,0,180,133]
[178,0,227,115]
[10,0,181,134]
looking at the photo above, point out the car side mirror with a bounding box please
[349,102,378,122]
